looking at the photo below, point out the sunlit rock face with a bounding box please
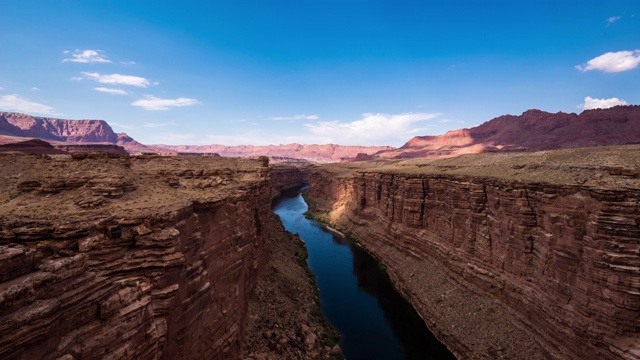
[377,105,640,159]
[307,147,640,360]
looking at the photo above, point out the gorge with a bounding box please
[305,145,640,360]
[0,111,639,359]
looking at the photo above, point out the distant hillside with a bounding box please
[377,105,640,159]
[160,143,394,163]
[0,112,393,161]
[0,112,158,154]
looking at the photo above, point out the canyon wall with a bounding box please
[307,150,640,360]
[270,162,314,197]
[0,153,273,359]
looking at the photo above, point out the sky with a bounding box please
[1,1,639,147]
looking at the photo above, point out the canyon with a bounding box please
[305,144,640,360]
[1,106,639,360]
[0,153,336,359]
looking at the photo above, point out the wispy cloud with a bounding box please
[31,87,40,91]
[109,122,136,130]
[305,112,441,146]
[268,114,319,121]
[121,61,136,65]
[144,121,176,128]
[94,87,128,95]
[576,50,640,72]
[607,16,621,24]
[80,72,150,87]
[63,49,111,64]
[151,133,198,144]
[131,96,199,111]
[580,96,627,110]
[0,94,55,114]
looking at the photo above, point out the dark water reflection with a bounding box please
[273,186,455,360]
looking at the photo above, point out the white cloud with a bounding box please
[268,114,319,121]
[131,96,199,111]
[580,96,627,110]
[304,112,441,146]
[80,72,150,87]
[94,87,128,95]
[121,61,136,65]
[109,122,136,130]
[150,133,198,145]
[607,16,621,24]
[31,87,40,91]
[576,50,640,72]
[63,49,111,63]
[0,94,55,115]
[144,121,176,128]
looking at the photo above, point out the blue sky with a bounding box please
[1,1,639,146]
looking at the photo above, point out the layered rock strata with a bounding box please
[0,153,272,359]
[269,163,314,197]
[306,145,640,360]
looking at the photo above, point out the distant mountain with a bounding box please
[0,112,393,161]
[376,105,640,159]
[0,112,118,143]
[159,143,394,162]
[0,112,158,154]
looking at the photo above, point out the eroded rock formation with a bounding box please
[377,105,640,159]
[0,153,273,359]
[306,145,640,360]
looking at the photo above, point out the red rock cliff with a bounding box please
[0,154,273,359]
[270,162,315,196]
[378,105,640,159]
[307,147,640,360]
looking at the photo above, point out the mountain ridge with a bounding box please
[377,105,640,158]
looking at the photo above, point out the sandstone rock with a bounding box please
[0,154,273,360]
[307,151,640,360]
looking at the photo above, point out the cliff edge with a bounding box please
[306,144,640,360]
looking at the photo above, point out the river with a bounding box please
[273,186,455,360]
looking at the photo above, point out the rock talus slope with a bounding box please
[0,153,272,359]
[307,146,640,360]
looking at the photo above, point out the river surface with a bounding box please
[273,186,455,360]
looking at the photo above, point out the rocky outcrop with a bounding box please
[0,153,273,359]
[378,105,640,159]
[0,139,68,155]
[54,144,128,155]
[306,146,640,360]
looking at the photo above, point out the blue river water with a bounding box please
[273,186,456,360]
